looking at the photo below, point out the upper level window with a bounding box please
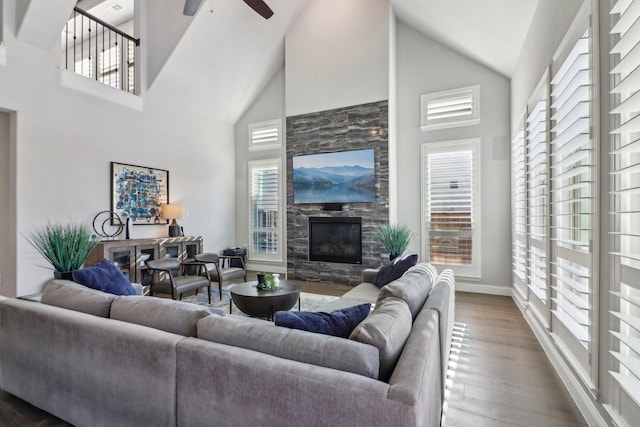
[248,119,282,151]
[420,85,480,131]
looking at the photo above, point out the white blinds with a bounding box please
[526,94,549,303]
[249,160,280,258]
[249,120,282,151]
[420,86,480,131]
[512,128,528,297]
[549,31,593,351]
[609,0,640,420]
[424,140,477,273]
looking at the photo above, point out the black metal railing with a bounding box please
[62,6,140,94]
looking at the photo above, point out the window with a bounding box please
[98,45,121,89]
[420,85,480,131]
[248,159,282,262]
[607,0,640,423]
[512,124,527,300]
[525,76,549,306]
[549,28,595,387]
[422,139,480,277]
[248,119,282,151]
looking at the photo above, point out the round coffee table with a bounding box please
[230,280,301,320]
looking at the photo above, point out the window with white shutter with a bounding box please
[248,119,282,151]
[422,139,480,277]
[248,159,282,262]
[420,86,480,131]
[526,76,550,307]
[607,0,640,422]
[512,124,528,301]
[549,26,596,387]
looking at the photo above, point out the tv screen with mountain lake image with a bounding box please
[293,149,375,204]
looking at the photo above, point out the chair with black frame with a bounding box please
[191,252,247,300]
[146,258,211,303]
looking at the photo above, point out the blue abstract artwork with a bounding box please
[111,162,169,225]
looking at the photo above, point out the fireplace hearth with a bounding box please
[308,217,362,264]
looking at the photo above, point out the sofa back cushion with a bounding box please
[349,297,412,382]
[197,315,380,379]
[110,297,221,337]
[41,279,117,318]
[376,263,434,319]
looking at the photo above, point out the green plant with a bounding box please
[26,222,99,272]
[374,222,414,257]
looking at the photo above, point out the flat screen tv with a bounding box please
[292,149,375,204]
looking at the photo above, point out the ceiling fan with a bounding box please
[183,0,274,19]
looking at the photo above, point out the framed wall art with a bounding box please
[111,162,169,225]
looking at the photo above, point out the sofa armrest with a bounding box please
[362,268,379,284]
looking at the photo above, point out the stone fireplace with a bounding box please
[286,100,389,286]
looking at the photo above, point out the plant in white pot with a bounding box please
[374,222,415,261]
[26,222,100,279]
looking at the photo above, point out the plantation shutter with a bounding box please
[607,0,640,422]
[512,126,528,300]
[249,120,282,151]
[548,28,595,386]
[526,83,549,305]
[423,139,479,277]
[420,86,480,130]
[249,160,281,261]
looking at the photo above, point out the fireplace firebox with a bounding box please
[308,217,362,264]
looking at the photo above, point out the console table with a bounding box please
[86,236,203,285]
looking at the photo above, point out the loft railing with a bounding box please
[62,6,140,94]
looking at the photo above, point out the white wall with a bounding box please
[234,68,286,271]
[395,22,512,293]
[0,111,12,296]
[0,0,236,296]
[510,0,584,122]
[285,0,389,117]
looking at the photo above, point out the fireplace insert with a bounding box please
[308,217,362,264]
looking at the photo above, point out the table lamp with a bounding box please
[161,204,186,237]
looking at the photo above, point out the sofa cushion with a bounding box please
[41,279,117,318]
[274,304,371,338]
[197,315,380,378]
[110,296,222,337]
[349,297,412,382]
[372,254,419,288]
[72,258,137,296]
[376,263,434,319]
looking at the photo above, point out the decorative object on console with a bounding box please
[374,222,415,260]
[160,204,186,237]
[92,210,124,240]
[26,221,100,279]
[274,303,371,338]
[72,258,137,296]
[372,253,419,288]
[111,162,168,225]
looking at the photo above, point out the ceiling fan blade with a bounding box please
[242,0,274,19]
[183,0,202,16]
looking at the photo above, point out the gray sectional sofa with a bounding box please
[0,262,454,427]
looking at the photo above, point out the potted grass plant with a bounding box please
[374,222,415,261]
[26,222,100,279]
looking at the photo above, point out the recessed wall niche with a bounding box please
[286,100,389,286]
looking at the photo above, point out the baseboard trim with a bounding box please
[455,282,512,296]
[516,299,610,427]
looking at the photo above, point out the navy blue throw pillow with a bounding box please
[72,258,137,296]
[372,253,419,288]
[274,304,371,338]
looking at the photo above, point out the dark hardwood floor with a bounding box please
[0,289,586,426]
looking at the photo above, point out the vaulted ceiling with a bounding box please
[65,0,540,123]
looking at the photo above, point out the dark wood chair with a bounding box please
[191,253,247,299]
[146,258,211,303]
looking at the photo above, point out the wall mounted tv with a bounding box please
[292,149,376,204]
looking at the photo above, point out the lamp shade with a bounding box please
[161,204,186,220]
